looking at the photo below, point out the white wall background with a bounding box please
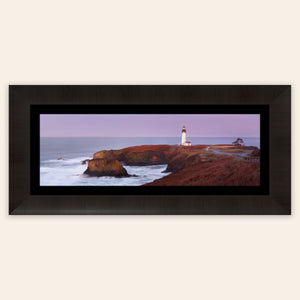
[0,1,299,299]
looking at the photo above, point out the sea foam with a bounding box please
[40,157,170,186]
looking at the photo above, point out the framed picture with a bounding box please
[9,85,291,215]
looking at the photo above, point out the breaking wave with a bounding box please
[40,157,170,186]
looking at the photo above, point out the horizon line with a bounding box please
[40,136,260,138]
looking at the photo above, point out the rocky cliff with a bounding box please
[83,144,260,185]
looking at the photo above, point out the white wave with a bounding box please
[42,156,92,165]
[40,157,170,186]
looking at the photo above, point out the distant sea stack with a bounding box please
[84,158,130,177]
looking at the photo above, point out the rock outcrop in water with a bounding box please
[83,158,130,177]
[81,159,90,165]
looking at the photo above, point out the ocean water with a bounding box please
[40,137,260,186]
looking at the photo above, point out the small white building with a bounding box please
[181,126,192,146]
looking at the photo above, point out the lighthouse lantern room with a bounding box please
[181,126,192,146]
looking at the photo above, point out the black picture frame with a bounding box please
[9,85,291,215]
[31,104,269,196]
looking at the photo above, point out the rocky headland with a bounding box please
[83,144,260,186]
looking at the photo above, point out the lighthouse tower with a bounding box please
[181,126,187,145]
[181,126,191,146]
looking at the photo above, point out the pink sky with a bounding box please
[40,114,260,137]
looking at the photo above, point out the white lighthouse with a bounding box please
[181,126,191,146]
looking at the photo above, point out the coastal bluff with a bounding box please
[83,144,260,186]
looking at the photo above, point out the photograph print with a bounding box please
[40,114,261,187]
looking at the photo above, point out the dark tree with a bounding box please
[232,138,244,147]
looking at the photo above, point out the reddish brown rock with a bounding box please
[85,144,260,185]
[93,145,170,166]
[84,158,129,177]
[250,149,260,157]
[145,157,260,186]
